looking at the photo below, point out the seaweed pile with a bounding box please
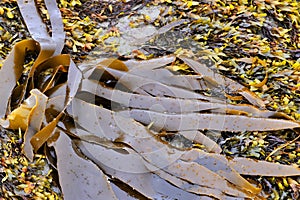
[0,0,300,199]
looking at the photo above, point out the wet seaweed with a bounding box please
[1,0,300,199]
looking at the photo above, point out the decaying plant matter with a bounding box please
[0,0,300,199]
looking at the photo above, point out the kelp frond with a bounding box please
[0,0,300,199]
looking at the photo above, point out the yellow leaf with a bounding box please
[109,4,113,13]
[187,1,199,7]
[166,64,189,71]
[168,6,173,15]
[0,7,4,15]
[6,10,14,19]
[144,14,151,21]
[71,0,82,6]
[260,46,270,54]
[292,62,300,71]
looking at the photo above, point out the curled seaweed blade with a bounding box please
[0,40,38,118]
[33,54,70,91]
[30,57,80,152]
[17,0,51,44]
[50,130,118,200]
[6,90,37,131]
[85,58,128,81]
[34,55,70,75]
[18,0,65,56]
[22,89,48,161]
[67,59,82,102]
[44,0,65,55]
[17,0,56,68]
[16,0,61,113]
[39,65,67,93]
[46,83,67,98]
[31,112,63,153]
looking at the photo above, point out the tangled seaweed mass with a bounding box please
[0,0,300,199]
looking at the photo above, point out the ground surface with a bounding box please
[0,0,300,199]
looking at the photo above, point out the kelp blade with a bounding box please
[50,130,118,200]
[0,40,38,118]
[122,109,300,132]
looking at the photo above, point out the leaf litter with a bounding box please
[0,0,300,199]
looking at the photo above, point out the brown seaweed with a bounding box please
[0,0,300,199]
[0,40,38,118]
[49,131,118,200]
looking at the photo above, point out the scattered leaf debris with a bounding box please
[0,0,300,199]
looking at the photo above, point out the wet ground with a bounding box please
[1,0,300,199]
